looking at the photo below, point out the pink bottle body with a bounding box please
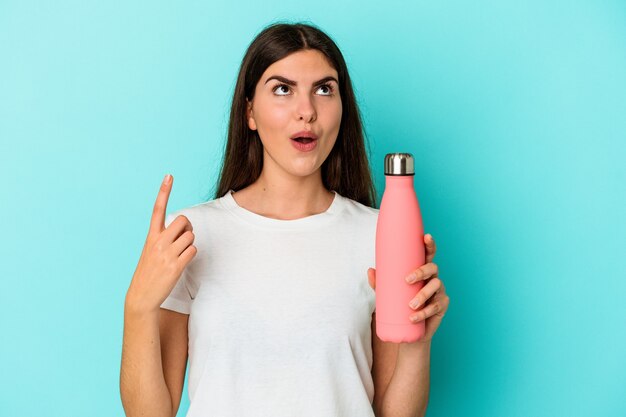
[375,155,426,343]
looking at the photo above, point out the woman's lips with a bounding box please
[290,137,318,152]
[290,130,318,140]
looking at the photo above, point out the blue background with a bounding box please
[1,1,624,416]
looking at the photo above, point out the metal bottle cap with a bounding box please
[384,153,415,175]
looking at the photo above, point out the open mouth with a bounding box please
[290,136,318,151]
[292,137,316,144]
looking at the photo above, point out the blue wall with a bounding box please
[1,1,624,416]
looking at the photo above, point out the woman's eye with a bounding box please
[272,83,335,96]
[273,84,291,95]
[317,84,334,95]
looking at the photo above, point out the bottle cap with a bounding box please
[384,153,414,175]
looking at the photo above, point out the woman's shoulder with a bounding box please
[339,193,379,217]
[337,194,379,230]
[164,195,227,228]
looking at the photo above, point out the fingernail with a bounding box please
[164,174,171,184]
[405,273,415,283]
[409,299,420,309]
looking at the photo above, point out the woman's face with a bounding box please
[246,49,342,178]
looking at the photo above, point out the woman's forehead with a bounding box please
[262,50,337,81]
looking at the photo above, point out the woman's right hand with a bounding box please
[124,174,197,315]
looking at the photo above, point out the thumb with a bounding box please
[367,267,376,290]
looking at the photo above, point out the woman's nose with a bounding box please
[295,95,316,122]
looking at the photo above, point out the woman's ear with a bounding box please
[246,100,257,130]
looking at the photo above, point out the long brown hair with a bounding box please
[210,21,378,208]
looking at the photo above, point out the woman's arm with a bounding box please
[120,174,196,417]
[120,302,173,417]
[371,233,449,416]
[378,341,431,417]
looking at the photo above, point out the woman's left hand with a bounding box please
[367,233,449,344]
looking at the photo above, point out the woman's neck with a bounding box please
[231,179,334,221]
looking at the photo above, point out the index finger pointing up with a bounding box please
[150,174,173,235]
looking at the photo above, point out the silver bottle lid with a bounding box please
[384,153,414,175]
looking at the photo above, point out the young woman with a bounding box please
[120,22,449,417]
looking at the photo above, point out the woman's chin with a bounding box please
[288,161,322,177]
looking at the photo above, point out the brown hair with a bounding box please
[209,21,378,208]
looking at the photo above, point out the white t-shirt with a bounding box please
[160,189,379,417]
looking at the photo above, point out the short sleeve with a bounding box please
[159,212,194,315]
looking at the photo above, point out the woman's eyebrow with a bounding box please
[264,75,338,87]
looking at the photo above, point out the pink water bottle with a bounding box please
[375,153,426,343]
